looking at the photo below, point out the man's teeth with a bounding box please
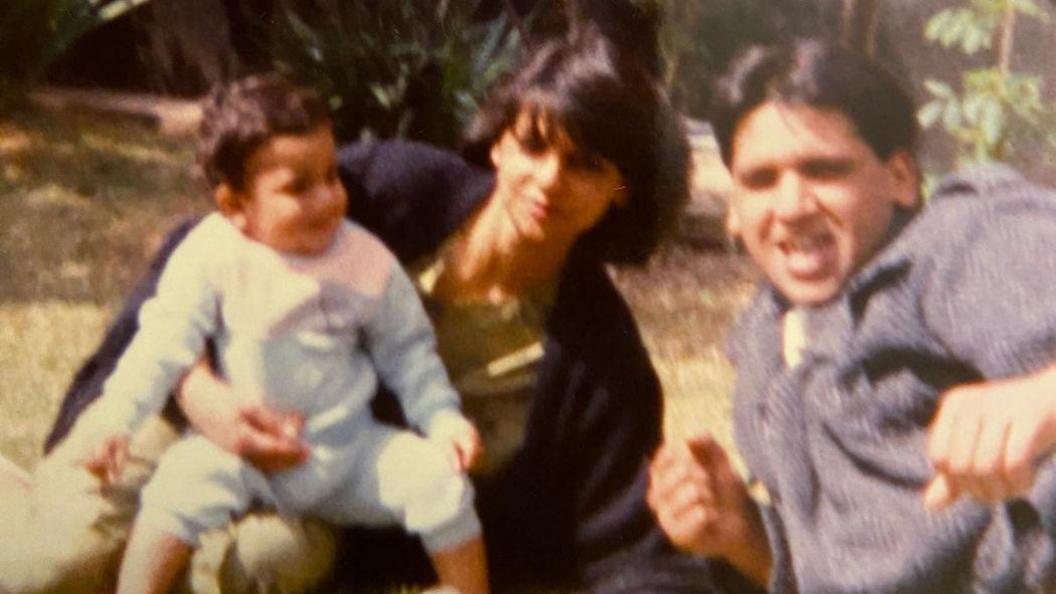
[786,236,828,251]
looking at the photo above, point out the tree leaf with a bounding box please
[944,101,964,131]
[964,92,985,123]
[918,101,945,127]
[925,10,956,41]
[925,79,955,98]
[980,99,1006,148]
[368,83,394,109]
[1012,0,1049,21]
[940,14,966,47]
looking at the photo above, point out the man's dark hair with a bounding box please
[711,38,918,168]
[198,74,330,189]
[462,26,689,265]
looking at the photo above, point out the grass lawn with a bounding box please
[1,108,208,469]
[0,106,758,590]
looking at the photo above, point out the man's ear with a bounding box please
[885,149,921,210]
[490,139,503,169]
[215,183,248,231]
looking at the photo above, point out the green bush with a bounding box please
[918,0,1056,168]
[658,0,830,117]
[254,0,523,146]
[0,0,151,108]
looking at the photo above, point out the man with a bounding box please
[648,39,1056,593]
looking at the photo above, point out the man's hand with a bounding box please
[647,434,771,587]
[925,368,1056,509]
[178,357,309,473]
[84,432,131,485]
[428,414,484,472]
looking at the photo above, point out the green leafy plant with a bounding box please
[253,0,523,146]
[0,0,152,107]
[658,0,830,118]
[918,0,1056,166]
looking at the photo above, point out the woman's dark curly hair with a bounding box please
[462,26,689,265]
[198,74,330,190]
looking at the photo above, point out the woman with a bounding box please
[14,28,748,594]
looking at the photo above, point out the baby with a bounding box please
[79,75,489,594]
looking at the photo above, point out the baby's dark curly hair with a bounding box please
[198,74,330,190]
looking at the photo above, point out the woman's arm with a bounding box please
[177,357,308,473]
[45,218,201,452]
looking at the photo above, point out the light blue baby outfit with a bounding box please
[84,213,479,552]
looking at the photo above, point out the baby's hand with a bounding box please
[925,371,1056,509]
[84,432,131,486]
[429,414,484,472]
[449,422,483,472]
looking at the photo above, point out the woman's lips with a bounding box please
[526,199,552,221]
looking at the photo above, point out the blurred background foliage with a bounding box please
[0,0,151,109]
[3,0,1054,175]
[917,0,1056,169]
[658,0,835,117]
[254,0,523,144]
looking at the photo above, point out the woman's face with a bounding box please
[490,110,625,244]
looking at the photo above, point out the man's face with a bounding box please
[726,102,918,305]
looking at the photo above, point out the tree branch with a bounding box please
[996,1,1016,74]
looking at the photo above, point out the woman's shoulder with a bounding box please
[337,140,495,263]
[548,255,646,355]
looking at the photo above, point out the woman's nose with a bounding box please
[535,152,566,195]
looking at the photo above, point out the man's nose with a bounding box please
[773,173,818,220]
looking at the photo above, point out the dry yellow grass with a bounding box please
[612,245,757,468]
[0,109,207,469]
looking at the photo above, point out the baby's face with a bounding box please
[232,125,347,256]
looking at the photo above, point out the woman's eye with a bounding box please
[518,133,546,154]
[568,152,604,171]
[802,159,852,180]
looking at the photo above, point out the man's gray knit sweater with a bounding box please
[728,166,1056,594]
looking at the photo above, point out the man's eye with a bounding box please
[802,160,852,179]
[739,169,777,190]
